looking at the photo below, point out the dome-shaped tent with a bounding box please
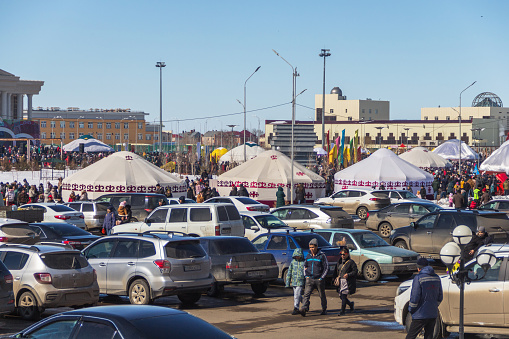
[62,135,114,153]
[210,147,228,162]
[480,140,509,173]
[432,139,478,160]
[399,147,452,168]
[219,143,265,163]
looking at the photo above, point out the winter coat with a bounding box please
[238,186,249,197]
[276,187,286,208]
[452,193,463,208]
[295,185,306,203]
[118,206,127,217]
[480,192,490,205]
[463,232,494,261]
[432,179,440,192]
[333,256,358,295]
[102,212,116,231]
[408,266,443,319]
[304,250,329,280]
[285,248,305,287]
[229,186,238,196]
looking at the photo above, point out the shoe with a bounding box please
[292,308,300,315]
[350,302,355,313]
[338,311,346,316]
[320,309,327,315]
[300,309,306,317]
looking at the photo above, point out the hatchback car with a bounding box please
[0,243,99,320]
[21,203,87,229]
[241,211,290,240]
[366,201,442,237]
[28,222,100,251]
[270,205,353,229]
[6,305,234,339]
[478,199,509,215]
[0,259,14,315]
[311,229,419,282]
[64,201,109,231]
[205,196,270,212]
[0,218,40,244]
[82,232,214,305]
[94,193,169,222]
[314,188,391,219]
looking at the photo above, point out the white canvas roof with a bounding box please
[334,148,434,195]
[480,139,509,173]
[62,137,114,152]
[219,143,265,163]
[432,139,478,160]
[61,151,187,201]
[399,146,452,168]
[211,150,325,204]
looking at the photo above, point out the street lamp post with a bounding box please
[241,66,261,162]
[253,115,261,143]
[319,49,331,150]
[458,81,477,174]
[375,126,385,149]
[227,125,237,163]
[96,116,105,144]
[404,128,410,151]
[76,116,84,140]
[156,61,166,154]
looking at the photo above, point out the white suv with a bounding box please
[315,188,391,219]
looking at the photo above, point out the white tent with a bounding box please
[480,139,509,173]
[211,150,325,205]
[334,148,434,195]
[432,139,478,160]
[399,146,452,168]
[219,143,265,163]
[61,151,187,201]
[313,147,327,156]
[62,136,114,153]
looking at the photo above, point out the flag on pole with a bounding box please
[353,130,359,163]
[339,129,345,165]
[349,138,354,164]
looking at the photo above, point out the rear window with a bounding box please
[235,198,260,205]
[372,192,389,198]
[96,203,109,212]
[291,234,331,248]
[40,224,90,237]
[82,204,94,212]
[190,208,212,222]
[40,253,89,269]
[225,205,240,220]
[217,206,229,222]
[319,207,348,218]
[0,223,35,236]
[48,205,76,212]
[165,241,206,259]
[131,314,230,338]
[209,238,258,255]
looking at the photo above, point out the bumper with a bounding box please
[394,292,407,325]
[0,293,15,315]
[41,286,99,308]
[224,266,279,283]
[380,263,417,275]
[151,275,214,299]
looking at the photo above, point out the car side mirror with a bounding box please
[411,222,417,229]
[251,225,260,232]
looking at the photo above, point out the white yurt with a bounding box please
[62,135,114,153]
[211,150,325,205]
[432,139,478,160]
[313,147,327,156]
[399,146,452,168]
[334,148,434,195]
[219,142,265,163]
[480,139,509,173]
[61,151,187,201]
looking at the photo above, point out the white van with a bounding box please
[112,203,245,237]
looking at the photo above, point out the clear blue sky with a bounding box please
[2,0,508,134]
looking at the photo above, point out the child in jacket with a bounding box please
[285,248,305,315]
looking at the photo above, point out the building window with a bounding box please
[60,121,65,128]
[345,109,347,113]
[79,122,84,128]
[115,133,120,140]
[124,122,128,129]
[97,133,102,140]
[138,122,143,129]
[106,122,111,129]
[469,116,473,120]
[375,109,378,114]
[50,132,56,138]
[138,133,142,140]
[60,132,65,139]
[50,121,56,128]
[41,132,46,139]
[348,117,352,121]
[435,116,439,120]
[330,109,334,114]
[154,135,159,141]
[446,116,450,120]
[115,122,120,129]
[97,122,103,129]
[424,116,428,120]
[88,122,93,129]
[69,132,75,139]
[41,121,47,128]
[69,121,75,128]
[369,109,372,114]
[123,133,128,140]
[106,133,112,140]
[146,134,151,140]
[362,109,365,114]
[79,132,84,137]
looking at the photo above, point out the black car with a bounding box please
[0,259,14,315]
[29,222,100,250]
[94,193,169,221]
[6,305,233,339]
[389,210,509,258]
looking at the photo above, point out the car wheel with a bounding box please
[405,309,445,339]
[129,279,151,305]
[362,261,381,282]
[395,240,409,250]
[251,282,269,295]
[178,293,201,305]
[404,311,412,333]
[378,222,393,238]
[18,291,41,320]
[207,282,224,297]
[397,273,414,280]
[356,207,368,220]
[129,217,138,222]
[282,268,288,283]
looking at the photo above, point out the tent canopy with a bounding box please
[63,137,114,153]
[210,147,228,162]
[432,139,478,160]
[219,143,265,163]
[480,139,509,173]
[313,147,327,156]
[399,146,452,168]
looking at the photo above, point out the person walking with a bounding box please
[285,248,305,315]
[452,190,464,209]
[295,183,306,204]
[333,247,357,316]
[406,258,443,339]
[300,238,329,317]
[102,206,116,236]
[276,186,286,208]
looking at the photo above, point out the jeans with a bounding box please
[406,317,436,339]
[301,278,327,312]
[105,228,112,236]
[293,286,303,309]
[340,293,353,313]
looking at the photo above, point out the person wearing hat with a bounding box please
[102,206,116,236]
[178,196,186,204]
[462,226,493,261]
[406,258,443,339]
[300,238,329,317]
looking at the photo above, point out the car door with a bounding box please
[344,191,361,213]
[165,208,188,234]
[409,204,432,224]
[271,208,290,226]
[286,208,310,229]
[266,235,290,274]
[106,239,139,294]
[242,215,259,240]
[0,250,29,296]
[143,209,169,232]
[410,214,437,254]
[83,239,117,293]
[386,204,411,229]
[330,191,349,210]
[431,214,457,254]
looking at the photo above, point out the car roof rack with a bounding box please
[142,230,190,238]
[35,242,74,250]
[0,243,41,252]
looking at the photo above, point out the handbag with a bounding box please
[334,259,350,287]
[102,228,106,235]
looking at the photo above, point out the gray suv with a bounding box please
[0,243,99,320]
[64,202,109,231]
[82,232,214,305]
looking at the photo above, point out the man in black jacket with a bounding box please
[462,226,493,261]
[300,238,329,316]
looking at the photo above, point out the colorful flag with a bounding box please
[353,130,358,163]
[339,129,345,165]
[349,138,354,164]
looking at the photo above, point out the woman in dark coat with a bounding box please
[276,186,286,208]
[333,248,358,316]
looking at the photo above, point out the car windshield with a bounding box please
[399,191,417,199]
[236,197,260,205]
[291,234,331,248]
[351,232,389,248]
[48,205,76,212]
[426,205,442,213]
[253,215,287,228]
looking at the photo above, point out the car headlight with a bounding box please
[326,218,331,224]
[393,256,403,263]
[396,285,410,296]
[390,229,396,236]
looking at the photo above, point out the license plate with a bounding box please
[248,270,265,277]
[184,264,200,272]
[221,228,231,235]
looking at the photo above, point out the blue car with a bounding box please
[251,231,341,282]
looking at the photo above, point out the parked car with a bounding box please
[270,205,353,229]
[94,193,169,221]
[310,229,419,282]
[82,232,214,305]
[366,201,443,237]
[0,219,40,244]
[112,203,244,237]
[389,210,509,258]
[0,259,14,315]
[63,201,109,231]
[395,245,509,337]
[205,196,270,212]
[20,203,87,229]
[5,305,234,339]
[198,236,278,296]
[251,231,341,282]
[377,190,427,203]
[241,211,291,240]
[28,222,100,251]
[314,188,391,219]
[478,199,509,215]
[0,243,99,320]
[168,197,196,204]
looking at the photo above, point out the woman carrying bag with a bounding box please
[333,248,358,316]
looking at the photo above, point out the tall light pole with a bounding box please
[253,115,261,143]
[375,126,385,149]
[227,124,237,163]
[156,61,166,154]
[319,49,331,150]
[404,127,410,151]
[76,116,84,140]
[273,49,299,204]
[458,81,476,174]
[96,116,104,143]
[241,66,261,162]
[55,116,64,143]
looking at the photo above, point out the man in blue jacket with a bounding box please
[300,238,329,317]
[407,258,443,339]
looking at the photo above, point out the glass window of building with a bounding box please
[79,133,84,137]
[369,109,372,114]
[124,122,128,129]
[79,122,84,128]
[138,123,143,129]
[88,122,93,129]
[123,133,128,140]
[69,122,75,128]
[138,133,142,140]
[115,122,120,129]
[60,132,65,139]
[41,121,46,128]
[50,132,56,138]
[115,133,120,140]
[41,132,46,139]
[69,132,75,139]
[146,135,151,140]
[106,122,111,129]
[97,133,102,140]
[106,133,112,140]
[50,121,56,128]
[330,109,334,114]
[435,116,439,120]
[97,122,102,129]
[60,121,65,128]
[446,116,450,120]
